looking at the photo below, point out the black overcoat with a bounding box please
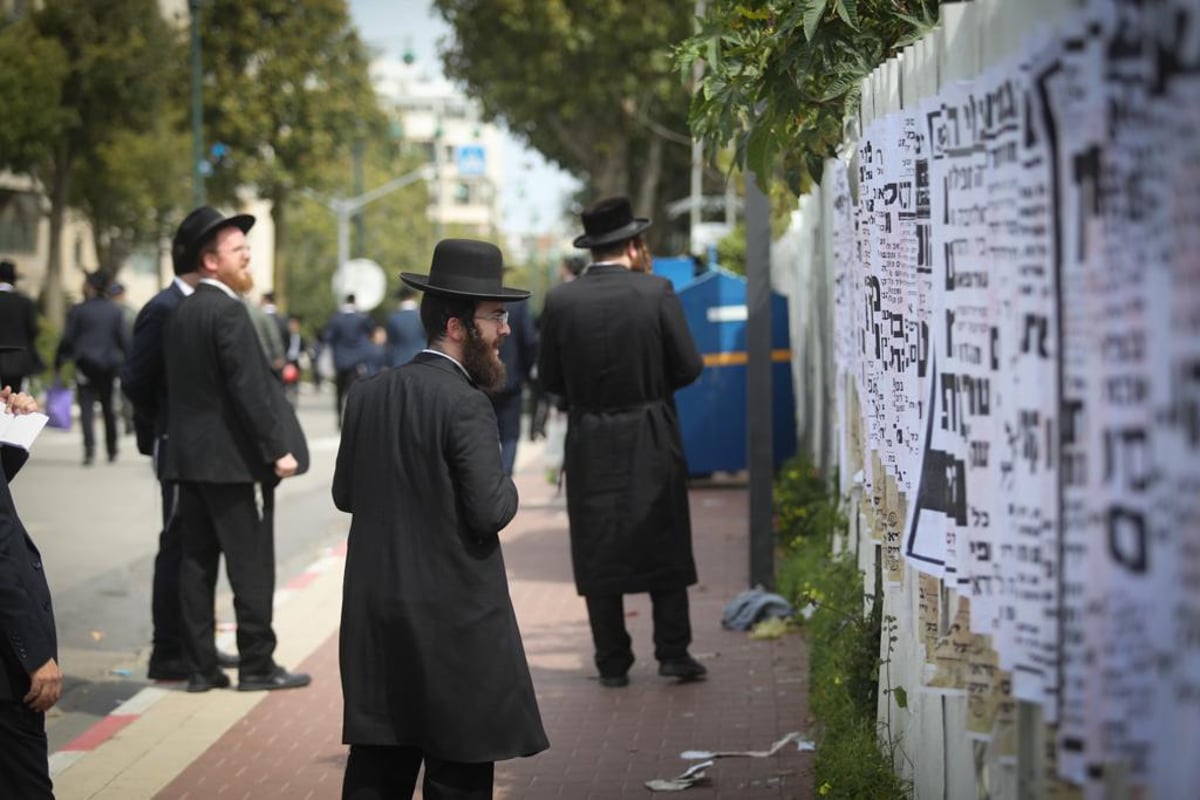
[538,264,704,596]
[333,353,548,763]
[0,446,56,703]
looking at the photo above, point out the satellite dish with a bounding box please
[332,258,386,311]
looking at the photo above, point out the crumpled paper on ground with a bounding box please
[644,760,714,791]
[645,732,816,792]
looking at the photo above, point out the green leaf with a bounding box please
[893,686,908,709]
[834,0,859,30]
[736,5,773,21]
[803,0,828,42]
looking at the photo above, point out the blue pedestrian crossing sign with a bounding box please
[456,145,486,177]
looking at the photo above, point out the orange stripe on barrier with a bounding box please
[702,349,792,367]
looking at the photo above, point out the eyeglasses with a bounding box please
[217,244,251,255]
[474,310,509,325]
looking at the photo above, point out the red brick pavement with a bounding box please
[155,466,813,800]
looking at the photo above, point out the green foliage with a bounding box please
[0,19,69,172]
[715,221,746,275]
[198,0,384,299]
[432,0,701,247]
[676,0,940,194]
[774,458,910,798]
[773,457,845,550]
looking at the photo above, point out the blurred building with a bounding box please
[370,56,503,238]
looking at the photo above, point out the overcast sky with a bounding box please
[347,0,579,236]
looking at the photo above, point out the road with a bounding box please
[10,385,350,752]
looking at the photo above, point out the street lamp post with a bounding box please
[304,166,436,274]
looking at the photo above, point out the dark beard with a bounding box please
[463,324,506,393]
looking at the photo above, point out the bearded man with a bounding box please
[162,207,310,694]
[334,239,548,800]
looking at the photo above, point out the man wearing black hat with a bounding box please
[160,206,310,694]
[334,239,548,799]
[538,196,706,688]
[0,261,42,392]
[121,207,238,681]
[0,381,62,799]
[54,270,129,466]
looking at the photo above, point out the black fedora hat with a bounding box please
[401,239,530,301]
[172,206,255,275]
[0,259,18,284]
[0,344,22,352]
[572,196,652,249]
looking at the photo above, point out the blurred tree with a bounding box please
[0,19,69,174]
[73,102,192,278]
[1,0,176,326]
[198,0,386,307]
[432,0,699,251]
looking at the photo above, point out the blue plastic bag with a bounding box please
[45,380,73,430]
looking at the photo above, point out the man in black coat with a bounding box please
[55,270,128,465]
[0,261,42,391]
[538,197,706,688]
[0,380,62,799]
[162,207,310,694]
[120,208,238,681]
[334,239,548,799]
[323,295,376,426]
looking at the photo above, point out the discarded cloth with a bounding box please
[721,587,795,631]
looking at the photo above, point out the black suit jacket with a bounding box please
[121,281,186,458]
[55,297,128,378]
[0,446,56,702]
[162,283,293,484]
[0,289,41,381]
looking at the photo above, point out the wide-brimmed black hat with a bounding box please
[172,206,255,276]
[572,196,652,249]
[400,239,530,301]
[0,259,18,284]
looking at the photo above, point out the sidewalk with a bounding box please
[50,449,813,799]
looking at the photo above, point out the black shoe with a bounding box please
[237,666,311,692]
[107,451,117,463]
[187,671,232,693]
[82,454,94,466]
[599,674,630,688]
[658,655,707,682]
[217,650,240,669]
[148,657,190,682]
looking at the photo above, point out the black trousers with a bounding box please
[343,745,494,800]
[178,481,277,678]
[78,370,118,459]
[0,372,27,392]
[0,701,54,799]
[585,587,692,677]
[150,477,184,661]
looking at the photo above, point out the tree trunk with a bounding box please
[42,143,72,329]
[635,134,663,246]
[592,136,630,197]
[271,189,289,308]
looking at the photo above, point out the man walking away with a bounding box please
[324,294,376,426]
[538,196,706,688]
[0,261,42,392]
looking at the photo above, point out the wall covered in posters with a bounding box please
[775,0,1199,796]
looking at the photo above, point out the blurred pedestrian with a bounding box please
[247,293,286,379]
[384,284,424,367]
[0,260,42,392]
[538,196,705,688]
[491,298,537,475]
[335,239,548,800]
[121,208,240,681]
[109,282,137,435]
[323,294,375,426]
[162,206,310,693]
[55,270,128,465]
[0,381,62,800]
[282,315,307,407]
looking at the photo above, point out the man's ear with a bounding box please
[445,314,467,343]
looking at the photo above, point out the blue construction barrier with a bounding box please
[669,268,798,476]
